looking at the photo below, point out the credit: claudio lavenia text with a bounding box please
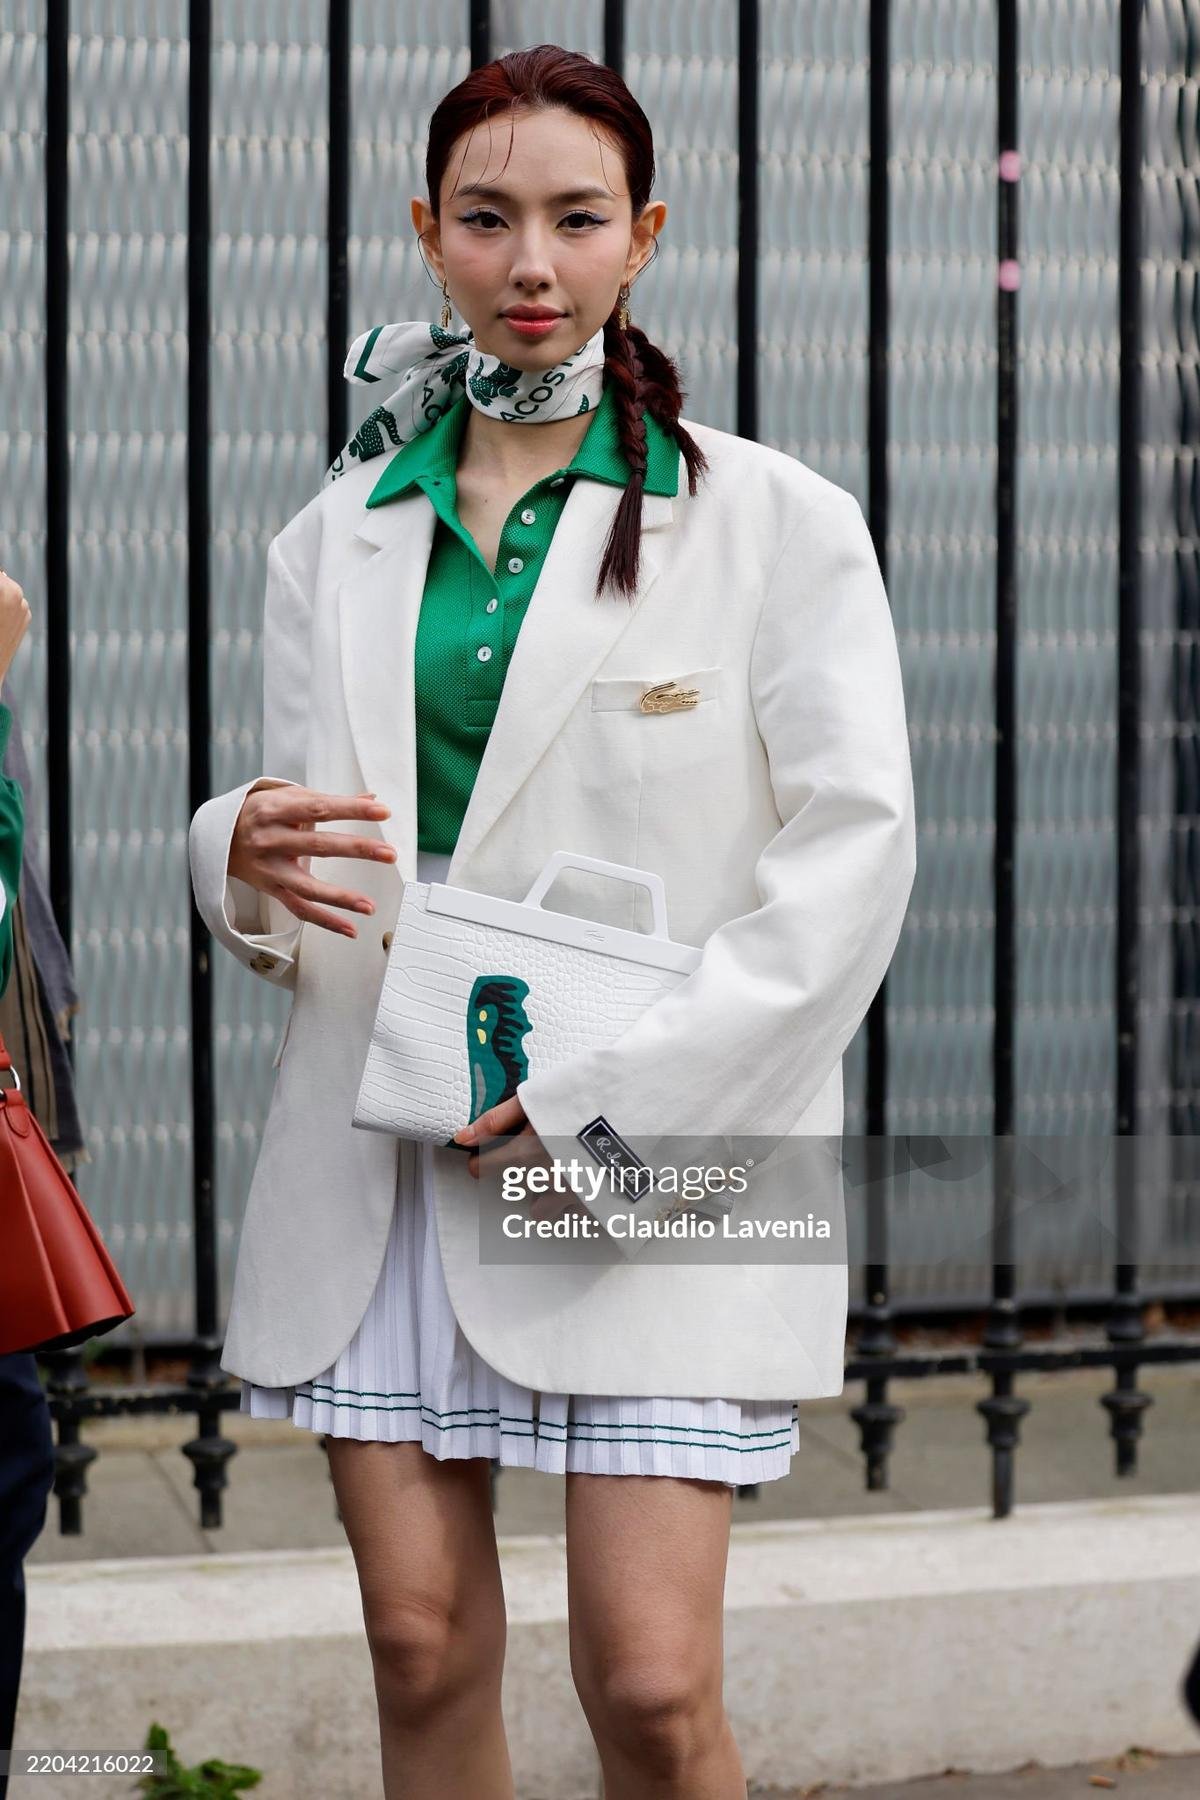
[500,1207,835,1241]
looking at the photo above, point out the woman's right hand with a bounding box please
[0,571,33,693]
[228,783,398,938]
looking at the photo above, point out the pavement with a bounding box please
[749,1744,1200,1798]
[24,1354,1200,1798]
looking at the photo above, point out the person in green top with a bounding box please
[0,570,30,999]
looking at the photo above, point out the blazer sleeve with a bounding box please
[513,486,917,1258]
[188,533,311,992]
[0,701,24,1000]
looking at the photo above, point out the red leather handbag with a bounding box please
[0,1029,135,1355]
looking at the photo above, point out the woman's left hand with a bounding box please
[452,1096,584,1222]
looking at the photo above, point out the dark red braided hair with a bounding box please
[423,43,710,603]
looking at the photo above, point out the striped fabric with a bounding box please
[240,859,801,1487]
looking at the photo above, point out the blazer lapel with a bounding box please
[338,477,675,881]
[338,491,435,877]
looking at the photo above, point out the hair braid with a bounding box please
[596,314,710,602]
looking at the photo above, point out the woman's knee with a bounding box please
[573,1651,725,1774]
[365,1588,504,1720]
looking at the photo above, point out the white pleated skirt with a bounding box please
[239,850,801,1489]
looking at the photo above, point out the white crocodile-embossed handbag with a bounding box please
[351,850,702,1146]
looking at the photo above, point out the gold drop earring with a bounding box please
[617,282,631,330]
[440,279,452,330]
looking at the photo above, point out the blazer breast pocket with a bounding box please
[588,666,725,783]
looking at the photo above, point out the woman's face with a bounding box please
[412,106,665,367]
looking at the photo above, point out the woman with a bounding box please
[190,46,916,1797]
[0,571,54,1800]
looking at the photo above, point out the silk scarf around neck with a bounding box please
[323,319,607,488]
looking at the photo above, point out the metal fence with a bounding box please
[5,0,1200,1527]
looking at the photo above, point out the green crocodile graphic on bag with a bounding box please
[443,975,532,1149]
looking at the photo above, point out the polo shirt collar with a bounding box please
[365,376,680,509]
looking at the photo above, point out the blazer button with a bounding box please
[382,930,393,952]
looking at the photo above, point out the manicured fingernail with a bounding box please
[455,1123,477,1142]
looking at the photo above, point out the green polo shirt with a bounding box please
[364,377,680,854]
[0,701,24,997]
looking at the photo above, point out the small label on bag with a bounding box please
[577,1115,649,1200]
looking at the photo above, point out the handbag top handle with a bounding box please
[520,850,671,941]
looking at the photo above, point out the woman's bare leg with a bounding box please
[324,1438,514,1800]
[564,1470,746,1799]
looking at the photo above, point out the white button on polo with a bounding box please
[550,476,565,487]
[507,556,524,574]
[520,507,536,525]
[476,645,492,662]
[485,597,498,613]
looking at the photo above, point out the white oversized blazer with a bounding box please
[188,410,917,1399]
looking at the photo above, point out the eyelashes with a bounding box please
[457,209,607,232]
